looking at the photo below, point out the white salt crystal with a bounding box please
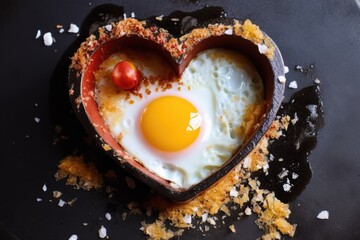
[98,225,107,238]
[244,207,252,215]
[278,75,286,84]
[68,235,78,240]
[289,81,298,89]
[58,199,66,207]
[68,23,79,33]
[105,212,112,221]
[283,183,292,192]
[243,157,252,168]
[104,24,112,32]
[224,28,233,35]
[317,210,329,219]
[257,44,268,54]
[35,30,41,39]
[183,214,192,224]
[202,212,208,222]
[292,172,299,179]
[43,32,54,46]
[284,66,289,74]
[229,187,238,197]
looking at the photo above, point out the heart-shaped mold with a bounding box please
[68,18,285,202]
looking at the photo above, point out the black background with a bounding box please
[0,0,360,239]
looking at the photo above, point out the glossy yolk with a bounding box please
[140,96,202,152]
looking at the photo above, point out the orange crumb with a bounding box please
[55,155,103,190]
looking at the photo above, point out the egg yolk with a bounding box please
[140,96,202,152]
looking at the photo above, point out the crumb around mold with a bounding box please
[70,18,275,75]
[54,117,295,240]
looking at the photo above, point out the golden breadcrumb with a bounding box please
[55,155,103,190]
[229,224,236,233]
[141,220,184,240]
[241,19,264,44]
[237,102,266,139]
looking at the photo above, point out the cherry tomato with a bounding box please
[112,61,141,90]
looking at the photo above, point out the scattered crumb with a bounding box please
[141,221,184,239]
[131,12,135,18]
[98,225,107,238]
[42,184,47,192]
[68,234,78,240]
[105,213,112,221]
[36,198,43,202]
[59,28,65,33]
[43,32,54,46]
[83,223,88,226]
[53,191,62,198]
[256,193,296,237]
[67,198,77,206]
[68,23,80,33]
[315,78,321,84]
[207,217,216,225]
[34,117,40,123]
[35,30,41,39]
[102,144,111,151]
[288,81,298,89]
[156,15,164,21]
[278,75,286,84]
[317,210,329,220]
[229,224,236,233]
[54,155,104,190]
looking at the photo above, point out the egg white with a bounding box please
[94,48,263,189]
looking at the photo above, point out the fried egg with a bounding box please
[94,48,264,189]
